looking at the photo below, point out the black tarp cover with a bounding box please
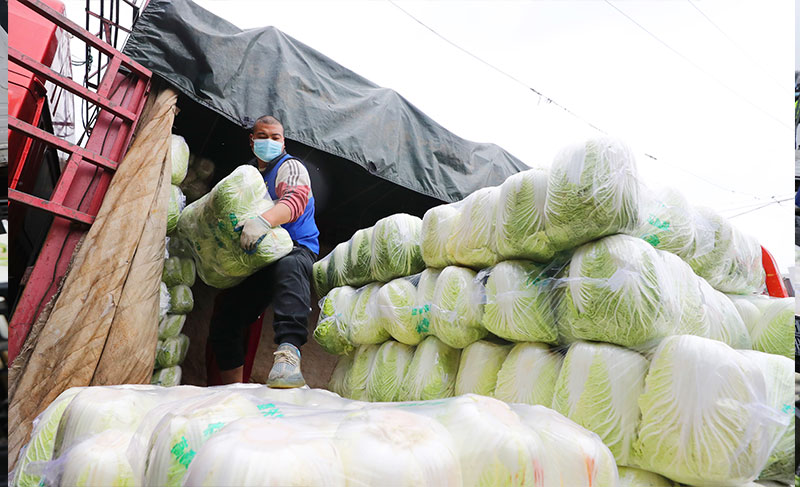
[123,0,528,203]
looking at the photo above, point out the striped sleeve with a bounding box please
[274,159,312,222]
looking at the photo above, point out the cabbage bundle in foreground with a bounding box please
[12,385,619,487]
[729,295,794,359]
[177,165,293,288]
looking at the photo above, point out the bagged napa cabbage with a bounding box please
[314,286,357,355]
[162,256,196,287]
[495,168,555,262]
[632,186,697,259]
[176,165,293,288]
[494,343,563,407]
[511,404,619,487]
[717,227,765,295]
[55,430,136,487]
[312,256,331,297]
[184,417,346,487]
[421,203,460,268]
[431,266,486,348]
[155,334,190,368]
[159,281,170,320]
[170,134,190,185]
[366,341,415,401]
[344,344,380,401]
[143,392,262,487]
[552,341,648,465]
[729,295,793,359]
[556,235,679,348]
[739,351,794,483]
[328,353,354,398]
[371,213,425,282]
[349,283,390,345]
[167,284,193,314]
[167,185,186,234]
[446,187,501,269]
[377,276,423,346]
[429,394,544,487]
[345,227,373,286]
[151,366,182,387]
[335,409,462,487]
[480,260,558,344]
[545,137,640,251]
[634,335,785,485]
[617,466,678,486]
[454,340,511,397]
[12,387,84,487]
[698,279,752,349]
[399,336,460,401]
[413,268,439,336]
[158,314,186,339]
[326,242,349,290]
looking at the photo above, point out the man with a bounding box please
[209,115,319,388]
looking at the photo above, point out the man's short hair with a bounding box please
[252,115,282,132]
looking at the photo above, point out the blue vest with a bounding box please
[263,153,320,255]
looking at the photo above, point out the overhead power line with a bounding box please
[726,197,792,219]
[604,0,789,130]
[686,0,784,90]
[385,0,778,202]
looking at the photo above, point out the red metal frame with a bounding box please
[761,246,788,298]
[8,0,152,362]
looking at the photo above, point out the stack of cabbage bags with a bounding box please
[176,165,293,288]
[167,135,190,234]
[312,213,425,296]
[330,333,794,486]
[10,384,620,487]
[152,248,197,387]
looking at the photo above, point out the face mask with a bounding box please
[253,138,283,162]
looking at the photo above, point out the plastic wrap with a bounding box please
[151,366,182,387]
[479,260,558,343]
[348,283,389,345]
[632,186,699,260]
[697,279,751,349]
[167,184,186,234]
[155,334,190,368]
[495,168,555,262]
[366,341,415,402]
[370,213,425,282]
[158,313,187,339]
[633,335,787,485]
[739,351,794,483]
[328,354,355,398]
[399,336,460,401]
[326,242,350,290]
[545,137,640,251]
[617,466,678,486]
[729,295,794,359]
[345,227,374,286]
[446,186,501,269]
[414,268,440,336]
[159,281,170,320]
[314,286,357,355]
[176,165,293,289]
[11,388,84,487]
[344,344,380,401]
[454,340,511,397]
[14,384,622,487]
[493,342,563,406]
[162,256,196,287]
[167,284,194,314]
[552,341,648,466]
[420,203,460,269]
[312,255,332,297]
[431,266,486,348]
[376,275,423,346]
[166,234,193,259]
[170,134,190,185]
[556,235,678,348]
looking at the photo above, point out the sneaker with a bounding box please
[267,343,306,389]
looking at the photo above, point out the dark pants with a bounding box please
[209,245,317,370]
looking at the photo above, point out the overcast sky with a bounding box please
[67,0,795,273]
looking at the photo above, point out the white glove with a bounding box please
[239,215,272,252]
